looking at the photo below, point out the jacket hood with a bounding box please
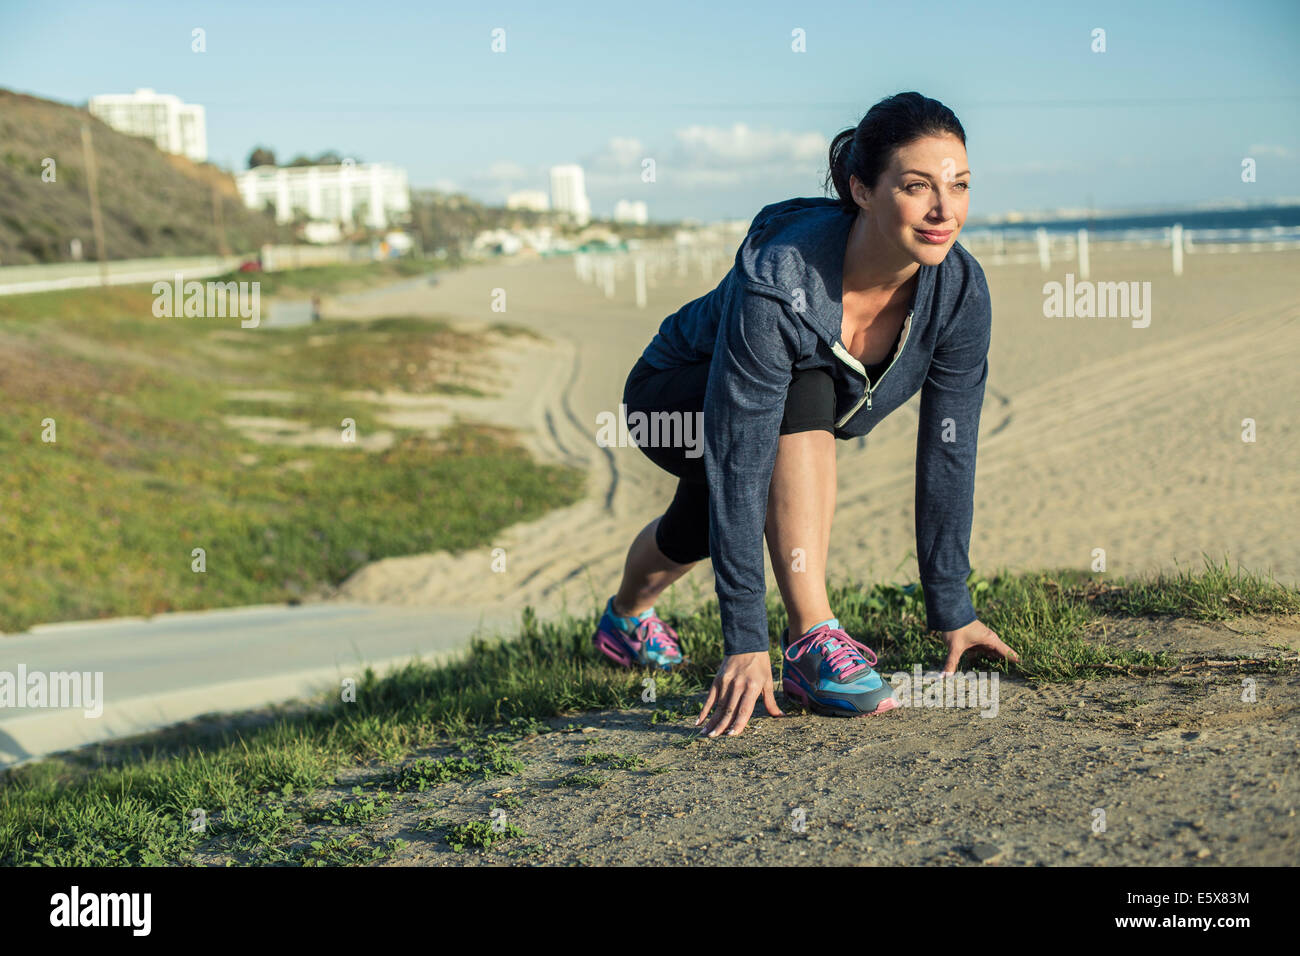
[734,196,857,342]
[746,195,847,235]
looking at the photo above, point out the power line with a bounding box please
[194,94,1300,112]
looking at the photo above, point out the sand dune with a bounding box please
[328,245,1300,627]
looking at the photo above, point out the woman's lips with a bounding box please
[915,228,953,243]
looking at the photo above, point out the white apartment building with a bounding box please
[88,88,207,163]
[549,164,591,226]
[614,199,648,224]
[234,162,411,229]
[506,189,550,212]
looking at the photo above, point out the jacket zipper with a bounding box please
[829,309,913,429]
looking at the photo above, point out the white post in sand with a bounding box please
[1077,228,1091,280]
[1171,223,1184,276]
[1036,228,1051,271]
[634,257,647,308]
[701,250,713,280]
[603,258,615,298]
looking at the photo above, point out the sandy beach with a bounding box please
[325,243,1300,631]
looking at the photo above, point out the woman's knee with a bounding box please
[654,521,708,565]
[655,481,710,564]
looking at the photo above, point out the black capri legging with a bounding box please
[621,356,835,565]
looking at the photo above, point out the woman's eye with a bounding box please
[953,181,970,191]
[907,182,927,192]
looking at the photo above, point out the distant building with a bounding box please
[301,221,343,244]
[234,162,411,229]
[549,165,591,226]
[472,229,525,256]
[471,225,568,257]
[614,199,648,225]
[506,189,550,212]
[88,88,207,163]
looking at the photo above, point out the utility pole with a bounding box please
[80,124,109,286]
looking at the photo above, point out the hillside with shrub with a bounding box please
[0,88,290,265]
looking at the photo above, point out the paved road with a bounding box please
[0,254,247,296]
[0,602,519,769]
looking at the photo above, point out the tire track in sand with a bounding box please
[332,263,677,624]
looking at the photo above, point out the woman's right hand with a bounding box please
[696,651,784,737]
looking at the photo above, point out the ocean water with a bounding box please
[966,204,1300,241]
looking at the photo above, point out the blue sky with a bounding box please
[2,0,1297,221]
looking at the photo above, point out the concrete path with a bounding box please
[0,602,519,769]
[0,254,246,296]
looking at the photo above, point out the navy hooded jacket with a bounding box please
[640,196,992,656]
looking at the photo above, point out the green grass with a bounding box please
[292,834,409,866]
[1077,554,1299,621]
[372,741,526,793]
[0,281,583,632]
[444,818,525,853]
[301,788,394,826]
[485,322,547,341]
[816,555,1299,682]
[575,751,646,770]
[3,556,1293,866]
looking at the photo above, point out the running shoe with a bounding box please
[780,618,898,716]
[592,595,684,670]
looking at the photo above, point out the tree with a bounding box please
[248,146,276,169]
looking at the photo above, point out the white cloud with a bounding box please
[463,124,834,215]
[1246,144,1293,158]
[672,123,826,165]
[581,122,830,191]
[600,136,646,168]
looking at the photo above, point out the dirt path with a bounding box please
[180,612,1297,866]
[385,614,1299,866]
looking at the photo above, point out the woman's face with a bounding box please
[850,133,970,268]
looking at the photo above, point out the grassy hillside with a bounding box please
[0,88,291,265]
[2,560,1296,865]
[0,270,585,632]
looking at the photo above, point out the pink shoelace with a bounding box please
[786,626,877,680]
[636,616,679,654]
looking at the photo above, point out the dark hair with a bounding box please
[824,92,966,211]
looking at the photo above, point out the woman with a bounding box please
[592,92,1019,738]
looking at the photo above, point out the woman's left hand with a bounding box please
[941,618,1020,674]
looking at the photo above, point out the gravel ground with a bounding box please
[190,612,1298,867]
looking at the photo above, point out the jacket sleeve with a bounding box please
[914,278,992,633]
[703,283,802,656]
